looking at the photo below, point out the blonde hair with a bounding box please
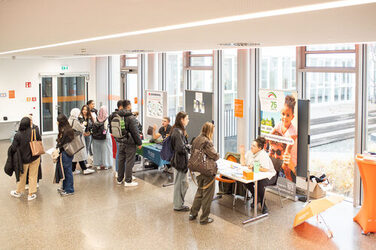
[200,122,215,141]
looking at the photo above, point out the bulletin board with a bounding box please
[143,90,168,137]
[184,90,214,142]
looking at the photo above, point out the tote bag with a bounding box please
[63,131,85,156]
[29,129,45,156]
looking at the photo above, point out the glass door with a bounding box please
[122,72,139,112]
[41,77,57,133]
[57,76,86,118]
[40,76,86,134]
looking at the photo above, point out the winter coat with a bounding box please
[170,127,189,173]
[11,127,41,164]
[117,110,142,146]
[191,135,219,176]
[4,146,23,182]
[68,118,88,162]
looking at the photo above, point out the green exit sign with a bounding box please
[61,66,69,70]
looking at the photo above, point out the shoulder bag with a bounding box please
[30,129,45,156]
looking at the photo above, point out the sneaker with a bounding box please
[83,169,95,175]
[73,170,81,175]
[189,214,197,221]
[57,187,64,193]
[60,191,74,197]
[132,176,136,181]
[124,181,138,187]
[117,180,123,185]
[96,166,101,170]
[115,172,118,178]
[200,218,214,225]
[28,194,37,201]
[10,190,21,198]
[174,205,190,212]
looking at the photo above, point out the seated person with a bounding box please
[152,117,171,141]
[240,136,277,214]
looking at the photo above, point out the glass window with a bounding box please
[366,44,376,153]
[42,77,53,132]
[166,52,184,123]
[190,56,213,67]
[308,72,355,198]
[57,77,86,118]
[306,53,356,67]
[260,47,296,90]
[125,59,137,67]
[222,49,238,154]
[306,44,355,51]
[191,70,213,92]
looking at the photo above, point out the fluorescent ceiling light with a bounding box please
[1,0,375,55]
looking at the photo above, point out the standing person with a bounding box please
[117,100,142,187]
[189,122,219,224]
[92,106,113,170]
[56,114,75,196]
[10,117,42,201]
[69,108,95,175]
[170,111,190,211]
[25,113,42,189]
[79,105,94,160]
[87,100,98,121]
[152,117,172,141]
[240,137,277,214]
[108,100,125,177]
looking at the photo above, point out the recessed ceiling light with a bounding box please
[0,0,375,55]
[123,49,154,53]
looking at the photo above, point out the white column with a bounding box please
[147,53,158,90]
[237,49,251,150]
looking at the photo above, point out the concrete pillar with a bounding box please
[147,53,158,90]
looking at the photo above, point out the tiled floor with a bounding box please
[0,136,374,249]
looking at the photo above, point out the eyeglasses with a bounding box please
[270,149,282,156]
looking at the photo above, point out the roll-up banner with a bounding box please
[259,89,298,199]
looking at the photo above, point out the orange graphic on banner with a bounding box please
[134,97,138,104]
[9,90,15,99]
[234,99,243,118]
[108,95,120,101]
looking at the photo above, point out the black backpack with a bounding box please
[92,119,107,140]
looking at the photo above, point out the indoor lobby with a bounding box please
[1,1,376,249]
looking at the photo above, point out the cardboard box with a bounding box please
[296,176,326,199]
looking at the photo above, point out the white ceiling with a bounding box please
[0,0,375,57]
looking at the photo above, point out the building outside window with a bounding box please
[166,52,184,123]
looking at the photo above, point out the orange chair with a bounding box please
[354,154,376,234]
[215,152,243,207]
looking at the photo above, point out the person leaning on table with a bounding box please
[240,136,277,214]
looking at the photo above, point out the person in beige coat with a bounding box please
[68,108,95,175]
[189,122,219,225]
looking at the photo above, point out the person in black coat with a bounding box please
[170,111,190,211]
[116,100,142,186]
[9,117,42,201]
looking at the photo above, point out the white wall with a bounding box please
[0,57,92,127]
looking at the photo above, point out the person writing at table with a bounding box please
[240,136,276,214]
[152,117,171,141]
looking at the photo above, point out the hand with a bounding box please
[283,153,291,166]
[138,145,142,149]
[239,145,245,154]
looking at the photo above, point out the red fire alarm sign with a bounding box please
[25,82,32,88]
[32,97,36,102]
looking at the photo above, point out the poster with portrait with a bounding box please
[259,89,298,197]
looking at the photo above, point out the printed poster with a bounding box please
[146,91,164,119]
[259,89,298,188]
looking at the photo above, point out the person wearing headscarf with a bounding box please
[68,108,95,175]
[92,106,113,170]
[10,117,42,201]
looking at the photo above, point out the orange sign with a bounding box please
[26,97,31,102]
[9,90,15,99]
[134,97,138,104]
[234,99,243,118]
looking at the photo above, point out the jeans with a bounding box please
[62,151,74,193]
[84,135,92,156]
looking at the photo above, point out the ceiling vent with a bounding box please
[218,42,261,47]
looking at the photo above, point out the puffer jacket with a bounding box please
[170,127,189,173]
[190,135,219,176]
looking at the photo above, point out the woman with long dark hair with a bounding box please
[56,114,75,196]
[170,111,190,211]
[79,105,94,160]
[10,117,42,201]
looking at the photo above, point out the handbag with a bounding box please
[63,132,85,156]
[188,142,217,177]
[29,129,45,156]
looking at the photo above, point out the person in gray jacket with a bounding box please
[170,111,190,211]
[116,100,142,187]
[189,122,219,224]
